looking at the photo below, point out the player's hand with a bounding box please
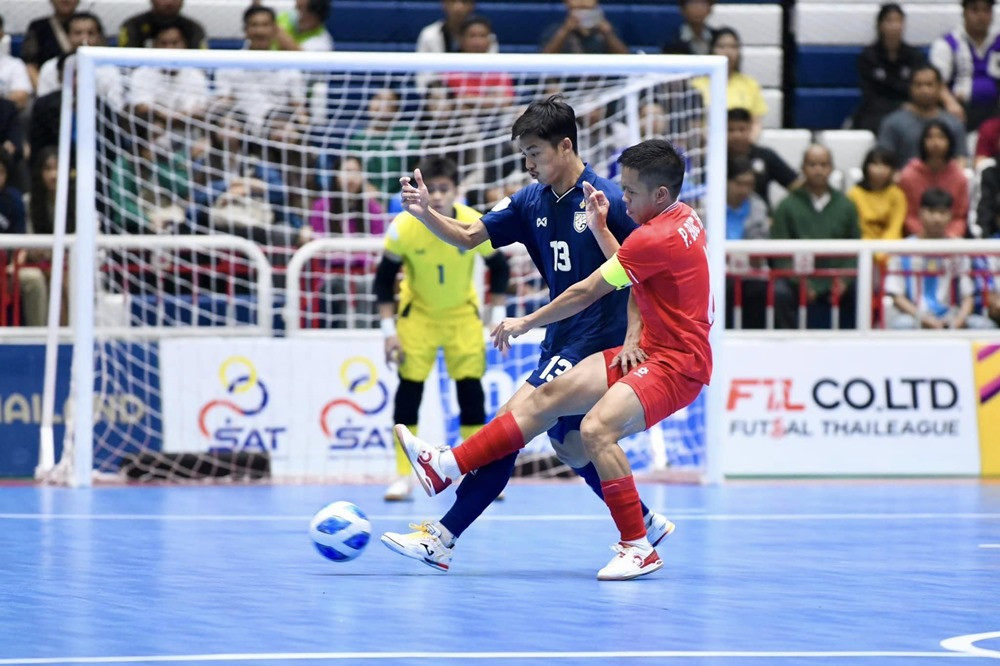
[400,168,431,221]
[609,343,648,374]
[583,181,610,233]
[384,335,404,368]
[491,317,531,352]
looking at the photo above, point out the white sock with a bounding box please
[440,449,461,480]
[624,536,652,552]
[434,522,456,548]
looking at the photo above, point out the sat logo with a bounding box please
[321,357,392,450]
[198,356,287,451]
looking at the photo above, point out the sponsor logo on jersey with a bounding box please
[573,211,587,233]
[536,216,547,227]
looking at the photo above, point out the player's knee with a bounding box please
[579,413,613,458]
[533,381,564,416]
[455,378,485,426]
[393,378,424,425]
[550,434,589,469]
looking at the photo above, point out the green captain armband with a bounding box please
[600,254,631,290]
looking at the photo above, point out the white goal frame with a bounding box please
[68,47,729,487]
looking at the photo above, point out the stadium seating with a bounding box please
[793,2,999,129]
[817,129,876,174]
[10,0,992,132]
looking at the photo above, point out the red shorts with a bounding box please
[603,347,705,429]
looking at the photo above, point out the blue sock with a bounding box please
[440,451,517,538]
[573,462,650,518]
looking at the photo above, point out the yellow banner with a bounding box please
[974,343,1000,476]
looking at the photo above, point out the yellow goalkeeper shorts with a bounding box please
[397,306,486,383]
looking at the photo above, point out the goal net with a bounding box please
[43,49,726,486]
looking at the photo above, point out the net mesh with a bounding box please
[56,57,711,483]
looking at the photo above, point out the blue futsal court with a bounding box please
[1,480,999,665]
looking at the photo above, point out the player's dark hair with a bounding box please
[67,11,105,38]
[417,155,459,185]
[460,14,492,36]
[727,155,753,181]
[876,3,904,26]
[0,15,4,30]
[920,187,953,211]
[859,146,897,190]
[243,5,276,25]
[727,107,753,124]
[511,95,579,154]
[962,0,994,9]
[918,118,956,162]
[618,139,686,200]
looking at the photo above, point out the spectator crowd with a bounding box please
[0,0,998,330]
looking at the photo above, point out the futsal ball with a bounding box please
[309,501,371,562]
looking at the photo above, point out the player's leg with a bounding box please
[579,383,661,580]
[584,359,704,580]
[443,311,488,442]
[397,352,611,494]
[385,310,437,501]
[548,421,673,547]
[380,382,533,570]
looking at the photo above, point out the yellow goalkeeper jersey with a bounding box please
[384,203,494,315]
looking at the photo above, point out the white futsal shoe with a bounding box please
[380,522,453,572]
[383,475,413,502]
[645,512,676,547]
[596,542,663,581]
[394,424,452,497]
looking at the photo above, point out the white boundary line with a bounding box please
[1,512,999,522]
[979,544,1000,549]
[941,631,1000,658]
[0,650,984,664]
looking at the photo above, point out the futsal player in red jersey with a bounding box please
[396,139,714,580]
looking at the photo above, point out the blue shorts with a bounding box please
[526,345,592,443]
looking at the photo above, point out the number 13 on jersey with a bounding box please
[550,241,571,272]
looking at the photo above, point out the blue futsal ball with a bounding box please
[309,501,371,562]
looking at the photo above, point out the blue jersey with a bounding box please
[482,163,637,354]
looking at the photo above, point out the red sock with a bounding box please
[451,412,525,474]
[601,475,647,542]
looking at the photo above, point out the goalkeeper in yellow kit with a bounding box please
[374,156,510,501]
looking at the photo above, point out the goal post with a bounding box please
[55,46,728,486]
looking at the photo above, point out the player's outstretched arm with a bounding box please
[583,181,621,259]
[400,169,490,250]
[491,268,615,351]
[609,290,647,373]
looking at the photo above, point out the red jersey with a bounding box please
[616,201,714,384]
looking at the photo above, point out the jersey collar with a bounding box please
[548,163,598,203]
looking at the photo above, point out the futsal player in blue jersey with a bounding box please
[381,96,675,571]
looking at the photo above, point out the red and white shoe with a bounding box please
[596,542,663,581]
[645,512,676,548]
[394,424,452,497]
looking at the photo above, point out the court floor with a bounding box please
[1,479,999,665]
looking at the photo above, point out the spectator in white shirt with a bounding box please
[213,6,306,132]
[127,22,210,123]
[0,16,32,109]
[417,0,497,53]
[36,12,123,111]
